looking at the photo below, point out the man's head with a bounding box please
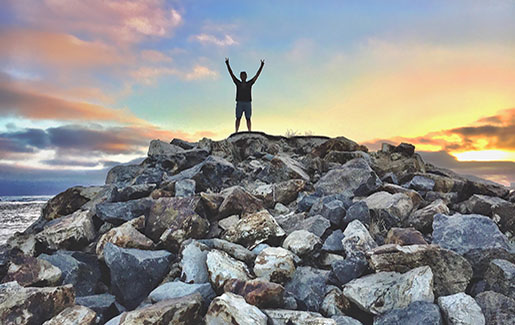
[240,71,247,81]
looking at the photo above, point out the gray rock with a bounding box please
[254,247,296,284]
[282,230,321,257]
[171,138,197,150]
[42,305,96,325]
[180,240,210,284]
[218,186,265,218]
[341,220,377,258]
[475,291,515,325]
[39,251,101,297]
[409,175,435,192]
[309,194,352,217]
[206,292,268,325]
[330,256,368,286]
[285,266,329,312]
[344,201,371,225]
[437,292,485,325]
[148,281,215,303]
[218,215,240,231]
[297,192,320,212]
[2,251,61,287]
[206,249,251,290]
[485,259,515,299]
[105,164,144,187]
[114,183,156,202]
[300,215,331,237]
[199,238,256,264]
[174,179,196,197]
[332,315,362,325]
[320,200,346,226]
[103,243,173,309]
[343,266,434,315]
[41,186,99,221]
[264,309,337,325]
[463,248,515,279]
[258,154,310,183]
[457,194,514,235]
[323,230,345,252]
[373,301,442,325]
[274,212,306,235]
[362,191,414,223]
[314,158,382,197]
[406,199,449,233]
[75,293,118,325]
[432,213,510,255]
[96,198,153,225]
[321,286,350,317]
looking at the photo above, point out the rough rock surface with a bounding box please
[285,266,330,312]
[42,305,96,325]
[205,292,268,325]
[282,229,321,257]
[206,249,251,290]
[223,278,284,308]
[342,220,378,258]
[264,309,338,325]
[223,210,285,248]
[148,281,215,303]
[373,301,442,325]
[384,227,427,245]
[474,291,515,325]
[254,247,296,284]
[36,210,96,250]
[343,266,434,315]
[437,293,485,325]
[484,259,515,299]
[2,251,61,287]
[406,199,449,233]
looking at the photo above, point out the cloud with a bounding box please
[131,65,218,85]
[140,50,173,63]
[6,0,183,44]
[192,34,238,47]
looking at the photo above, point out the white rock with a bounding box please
[262,309,336,325]
[343,266,434,315]
[254,247,296,283]
[282,230,321,256]
[206,250,251,289]
[180,240,210,284]
[36,210,96,250]
[362,191,413,221]
[205,292,268,325]
[42,305,96,325]
[341,220,377,258]
[437,293,485,325]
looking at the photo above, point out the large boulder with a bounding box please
[39,251,102,297]
[432,213,510,255]
[2,251,61,287]
[314,158,382,197]
[368,244,473,297]
[437,293,485,325]
[457,194,514,236]
[113,183,156,202]
[284,266,330,312]
[0,281,74,324]
[373,301,442,325]
[96,198,153,225]
[205,292,268,325]
[475,291,515,325]
[35,210,96,251]
[258,154,310,183]
[206,249,251,290]
[105,164,144,187]
[147,139,185,158]
[222,210,285,249]
[343,266,434,315]
[103,243,173,309]
[254,247,296,284]
[42,305,96,325]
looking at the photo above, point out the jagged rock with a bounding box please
[223,278,284,308]
[75,293,118,325]
[343,201,371,226]
[432,213,510,255]
[205,292,268,325]
[282,230,321,257]
[223,210,285,249]
[200,192,225,217]
[0,281,74,324]
[320,200,346,226]
[114,183,156,202]
[343,266,434,315]
[105,164,144,186]
[218,215,239,230]
[457,194,514,235]
[475,291,515,325]
[284,266,329,312]
[96,217,153,260]
[437,293,485,325]
[312,137,367,158]
[274,202,290,214]
[297,192,319,212]
[380,183,423,208]
[148,281,215,303]
[5,232,37,257]
[254,247,296,284]
[321,287,351,317]
[148,139,185,158]
[460,176,510,202]
[373,301,442,325]
[42,186,102,221]
[35,210,96,251]
[369,148,426,180]
[323,230,345,252]
[385,227,427,245]
[112,293,203,325]
[321,253,345,267]
[309,194,352,217]
[171,138,196,150]
[264,309,337,325]
[96,198,153,225]
[300,215,331,237]
[180,240,210,284]
[258,154,310,183]
[274,212,306,235]
[2,250,61,287]
[463,248,515,279]
[218,186,264,218]
[39,251,101,297]
[146,196,209,251]
[406,199,449,233]
[103,243,173,309]
[330,256,368,286]
[314,158,382,197]
[484,259,515,299]
[206,249,251,290]
[200,238,256,264]
[274,179,306,204]
[42,305,96,325]
[168,155,239,192]
[363,191,414,223]
[175,179,196,197]
[408,175,435,192]
[341,220,377,258]
[368,244,473,297]
[324,151,371,165]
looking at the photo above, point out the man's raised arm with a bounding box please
[225,57,239,83]
[250,59,265,84]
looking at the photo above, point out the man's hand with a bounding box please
[225,57,229,64]
[260,59,265,66]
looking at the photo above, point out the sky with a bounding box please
[0,0,514,195]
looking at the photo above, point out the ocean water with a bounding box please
[0,195,51,244]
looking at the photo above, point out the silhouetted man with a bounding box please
[225,58,264,132]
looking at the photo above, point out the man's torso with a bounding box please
[235,80,254,102]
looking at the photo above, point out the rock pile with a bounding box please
[1,131,514,324]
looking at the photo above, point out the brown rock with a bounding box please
[218,186,264,218]
[42,186,100,221]
[222,210,285,248]
[274,179,306,204]
[311,138,367,158]
[406,199,449,233]
[2,250,61,287]
[223,278,284,308]
[200,192,224,218]
[385,227,427,246]
[42,305,96,325]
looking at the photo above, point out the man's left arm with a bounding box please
[249,59,265,84]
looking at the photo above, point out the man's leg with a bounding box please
[235,117,241,133]
[246,118,251,131]
[245,102,252,131]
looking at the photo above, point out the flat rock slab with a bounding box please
[343,266,434,315]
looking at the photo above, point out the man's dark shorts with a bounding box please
[236,101,252,119]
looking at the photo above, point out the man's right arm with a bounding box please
[225,58,239,84]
